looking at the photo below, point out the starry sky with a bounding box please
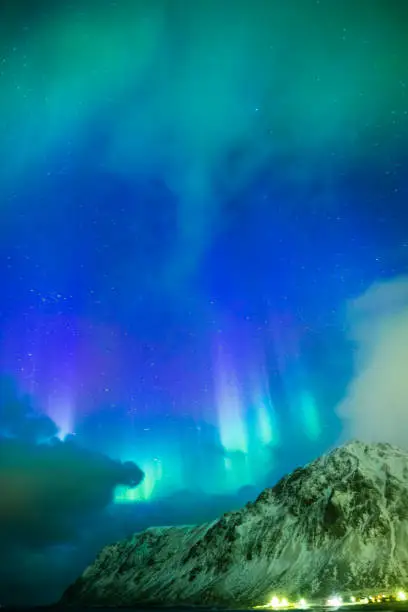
[1,0,408,604]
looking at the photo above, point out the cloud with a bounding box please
[0,377,143,603]
[336,277,408,447]
[0,374,274,605]
[0,376,58,441]
[0,437,143,545]
[0,377,260,606]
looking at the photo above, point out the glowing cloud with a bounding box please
[337,277,408,447]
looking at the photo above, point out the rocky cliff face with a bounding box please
[61,441,408,607]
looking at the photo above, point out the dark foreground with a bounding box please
[8,605,408,612]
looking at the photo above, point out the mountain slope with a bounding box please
[61,441,408,606]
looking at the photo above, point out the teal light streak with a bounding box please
[216,355,248,454]
[300,391,321,441]
[114,458,163,504]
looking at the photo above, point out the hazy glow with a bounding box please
[224,451,251,491]
[209,349,284,495]
[256,400,274,445]
[300,391,321,441]
[215,351,248,454]
[252,370,280,446]
[327,596,343,608]
[47,395,75,441]
[115,459,163,503]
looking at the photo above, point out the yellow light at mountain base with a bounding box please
[327,596,342,608]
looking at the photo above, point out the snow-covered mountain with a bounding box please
[61,441,408,607]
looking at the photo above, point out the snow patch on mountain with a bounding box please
[61,441,408,607]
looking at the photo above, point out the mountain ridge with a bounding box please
[61,441,408,607]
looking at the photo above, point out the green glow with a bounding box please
[255,397,279,446]
[2,0,405,291]
[114,459,163,504]
[216,356,248,454]
[300,392,321,441]
[224,457,232,471]
[257,403,273,445]
[218,393,248,454]
[224,451,251,490]
[250,368,280,448]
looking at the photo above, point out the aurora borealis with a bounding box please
[1,0,408,604]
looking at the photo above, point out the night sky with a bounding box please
[1,0,408,604]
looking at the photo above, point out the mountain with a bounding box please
[61,441,408,607]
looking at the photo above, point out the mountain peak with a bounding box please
[61,441,408,607]
[331,439,402,458]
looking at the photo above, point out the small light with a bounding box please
[350,596,356,603]
[397,591,406,601]
[281,598,289,607]
[327,596,343,608]
[270,596,280,608]
[298,599,308,609]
